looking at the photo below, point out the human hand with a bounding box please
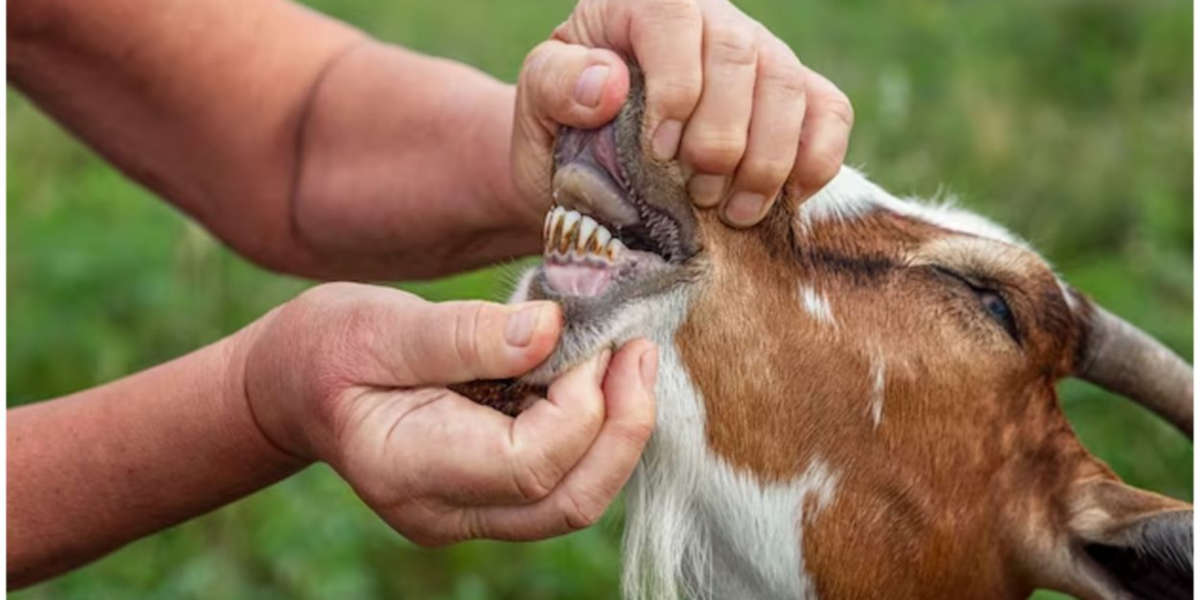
[242,283,657,545]
[511,0,854,229]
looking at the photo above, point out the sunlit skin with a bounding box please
[7,0,854,589]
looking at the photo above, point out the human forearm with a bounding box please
[8,0,536,281]
[7,0,364,277]
[289,43,539,280]
[6,323,303,589]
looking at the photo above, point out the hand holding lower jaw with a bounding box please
[240,282,657,545]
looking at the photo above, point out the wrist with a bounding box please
[229,306,316,468]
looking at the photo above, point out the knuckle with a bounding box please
[707,27,758,66]
[516,464,556,502]
[521,41,556,73]
[550,385,604,425]
[638,0,700,25]
[395,505,469,547]
[826,94,856,129]
[559,490,607,531]
[615,418,656,448]
[450,301,489,369]
[797,147,844,190]
[738,156,794,191]
[511,450,562,502]
[599,418,656,458]
[650,76,703,114]
[761,57,807,98]
[682,130,747,174]
[518,43,577,116]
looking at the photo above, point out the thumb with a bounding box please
[392,299,563,386]
[512,40,630,204]
[519,39,630,132]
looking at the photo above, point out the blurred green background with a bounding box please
[7,0,1192,598]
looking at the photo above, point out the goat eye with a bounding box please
[977,289,1018,340]
[931,266,1021,343]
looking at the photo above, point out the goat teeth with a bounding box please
[558,210,580,254]
[605,237,626,259]
[542,206,624,263]
[585,224,609,255]
[548,207,566,252]
[562,210,582,235]
[578,216,599,252]
[594,227,613,252]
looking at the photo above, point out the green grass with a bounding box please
[8,0,1192,598]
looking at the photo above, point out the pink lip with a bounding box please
[544,262,616,297]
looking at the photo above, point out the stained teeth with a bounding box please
[594,226,612,251]
[548,207,566,252]
[605,237,626,259]
[562,210,581,236]
[578,216,598,251]
[562,211,581,253]
[543,206,622,262]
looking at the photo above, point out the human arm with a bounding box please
[7,285,657,588]
[8,0,537,279]
[7,325,299,588]
[9,0,854,282]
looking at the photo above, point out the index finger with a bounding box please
[789,67,853,201]
[396,350,613,508]
[465,339,658,540]
[556,0,704,160]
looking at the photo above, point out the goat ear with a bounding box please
[1047,478,1193,599]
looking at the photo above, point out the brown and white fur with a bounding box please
[494,74,1192,600]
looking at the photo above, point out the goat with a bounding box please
[462,72,1193,600]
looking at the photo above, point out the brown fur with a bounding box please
[515,72,1192,599]
[674,197,1178,598]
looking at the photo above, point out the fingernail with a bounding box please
[651,119,683,160]
[505,304,545,347]
[574,64,610,108]
[688,174,727,208]
[639,345,659,390]
[724,192,767,227]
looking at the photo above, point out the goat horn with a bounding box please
[1075,304,1193,438]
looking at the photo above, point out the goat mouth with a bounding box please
[539,123,687,299]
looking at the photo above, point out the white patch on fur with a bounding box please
[513,276,839,600]
[617,290,840,600]
[799,166,1025,247]
[868,347,886,429]
[798,285,836,326]
[697,460,839,600]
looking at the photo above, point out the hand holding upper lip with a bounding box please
[512,0,855,229]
